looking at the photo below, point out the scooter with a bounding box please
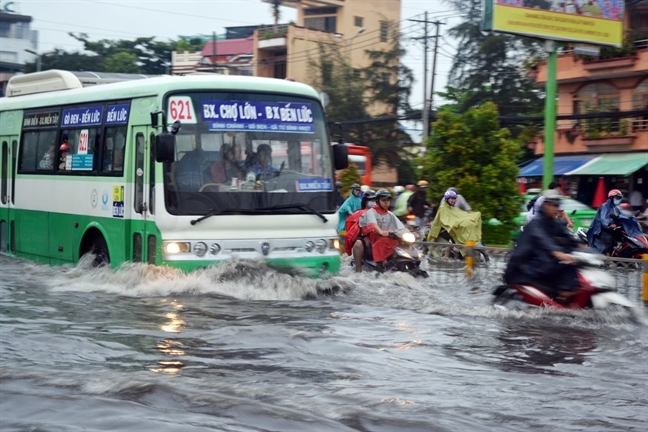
[492,251,635,310]
[360,230,429,278]
[576,226,648,259]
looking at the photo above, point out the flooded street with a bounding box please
[1,254,646,431]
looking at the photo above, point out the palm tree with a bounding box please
[271,0,281,32]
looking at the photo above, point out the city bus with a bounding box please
[345,144,371,186]
[0,70,348,276]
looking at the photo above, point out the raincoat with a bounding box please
[360,206,405,262]
[337,194,361,232]
[587,199,643,253]
[393,190,414,217]
[344,208,371,256]
[427,202,482,244]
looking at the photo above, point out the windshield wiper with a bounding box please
[190,204,329,225]
[190,208,256,225]
[257,204,328,223]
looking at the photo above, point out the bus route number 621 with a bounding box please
[168,96,197,124]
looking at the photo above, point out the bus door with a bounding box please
[130,127,154,263]
[0,137,17,254]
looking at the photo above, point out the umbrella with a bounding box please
[592,177,607,208]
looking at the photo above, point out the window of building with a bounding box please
[380,21,389,42]
[304,16,337,33]
[355,16,364,27]
[633,79,648,129]
[573,83,619,114]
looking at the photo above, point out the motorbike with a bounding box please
[492,251,636,310]
[576,226,648,259]
[423,226,490,263]
[359,230,429,278]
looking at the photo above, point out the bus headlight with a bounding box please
[330,238,339,250]
[316,239,327,253]
[165,242,190,254]
[193,242,208,257]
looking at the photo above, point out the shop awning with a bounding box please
[566,153,648,176]
[519,155,597,177]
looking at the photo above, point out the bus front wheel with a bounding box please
[85,236,110,267]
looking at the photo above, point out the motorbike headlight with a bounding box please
[402,232,416,243]
[209,243,221,255]
[395,248,411,258]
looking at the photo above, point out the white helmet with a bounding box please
[360,185,370,192]
[393,185,405,194]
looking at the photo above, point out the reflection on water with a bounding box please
[495,323,597,373]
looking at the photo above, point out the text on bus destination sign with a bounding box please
[201,101,313,124]
[106,104,130,125]
[62,106,104,127]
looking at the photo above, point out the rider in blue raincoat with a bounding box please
[587,189,643,255]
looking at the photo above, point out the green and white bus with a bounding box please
[0,70,348,276]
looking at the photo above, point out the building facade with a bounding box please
[524,0,648,206]
[0,10,38,96]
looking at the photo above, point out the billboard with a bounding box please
[482,1,625,47]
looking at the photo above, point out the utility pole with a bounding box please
[428,21,444,124]
[409,13,431,139]
[212,31,217,74]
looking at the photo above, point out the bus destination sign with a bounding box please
[23,110,60,129]
[105,104,130,125]
[62,106,104,127]
[201,101,315,134]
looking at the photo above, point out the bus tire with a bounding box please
[86,236,110,267]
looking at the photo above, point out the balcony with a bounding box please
[257,25,288,50]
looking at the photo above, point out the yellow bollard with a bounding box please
[465,241,476,277]
[643,254,648,303]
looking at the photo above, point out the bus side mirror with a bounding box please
[333,144,348,170]
[155,132,176,163]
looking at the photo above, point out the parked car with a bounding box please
[511,189,597,241]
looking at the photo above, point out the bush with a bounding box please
[481,224,513,247]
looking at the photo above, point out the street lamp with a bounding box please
[334,28,366,64]
[24,48,43,72]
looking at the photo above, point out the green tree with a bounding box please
[445,0,544,117]
[24,48,103,73]
[103,52,140,73]
[421,102,521,225]
[337,161,363,197]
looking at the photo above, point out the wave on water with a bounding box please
[41,255,358,301]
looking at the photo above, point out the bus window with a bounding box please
[19,130,57,172]
[60,128,100,172]
[102,127,126,175]
[1,141,7,204]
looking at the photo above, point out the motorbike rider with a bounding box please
[394,184,415,219]
[439,187,471,212]
[408,180,431,236]
[353,189,405,272]
[429,190,483,258]
[344,190,377,258]
[337,183,362,234]
[587,189,642,255]
[526,181,573,228]
[504,189,580,300]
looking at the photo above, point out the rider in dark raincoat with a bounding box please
[587,189,643,255]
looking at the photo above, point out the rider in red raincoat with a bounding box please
[344,190,376,256]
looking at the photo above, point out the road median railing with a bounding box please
[414,241,646,299]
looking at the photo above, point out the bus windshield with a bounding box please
[162,91,334,216]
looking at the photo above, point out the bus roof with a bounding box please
[0,71,321,111]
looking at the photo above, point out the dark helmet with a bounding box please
[350,183,361,190]
[257,143,272,154]
[376,189,392,199]
[335,181,342,189]
[363,190,376,200]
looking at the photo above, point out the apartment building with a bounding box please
[0,10,38,96]
[521,0,648,205]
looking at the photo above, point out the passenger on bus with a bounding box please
[58,141,70,170]
[247,144,279,176]
[39,144,55,169]
[210,143,245,183]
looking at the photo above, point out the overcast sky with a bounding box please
[15,0,464,121]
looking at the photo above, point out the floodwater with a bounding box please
[1,253,646,431]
